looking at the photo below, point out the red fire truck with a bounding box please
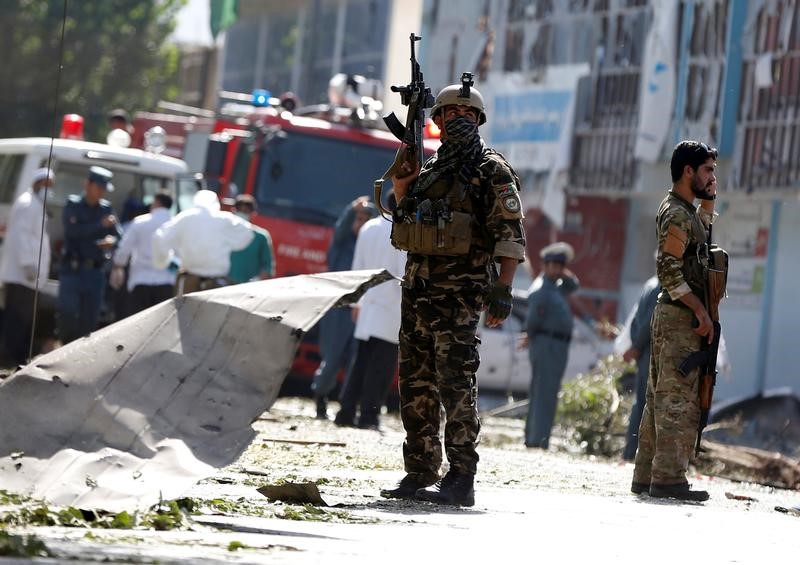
[133,81,439,382]
[135,86,439,277]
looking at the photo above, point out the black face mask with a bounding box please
[443,115,479,144]
[413,113,485,195]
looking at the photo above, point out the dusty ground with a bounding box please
[2,396,800,564]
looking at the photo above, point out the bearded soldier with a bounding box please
[631,141,719,502]
[380,75,526,507]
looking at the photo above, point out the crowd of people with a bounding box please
[0,169,274,365]
[0,83,723,509]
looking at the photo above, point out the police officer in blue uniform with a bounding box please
[58,166,121,343]
[524,241,578,448]
[622,275,661,461]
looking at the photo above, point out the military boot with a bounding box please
[415,471,475,507]
[649,482,709,502]
[380,473,439,500]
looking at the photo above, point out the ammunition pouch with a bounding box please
[391,210,473,256]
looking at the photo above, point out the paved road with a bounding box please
[2,398,799,564]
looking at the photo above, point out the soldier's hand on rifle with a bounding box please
[390,144,420,202]
[693,306,715,344]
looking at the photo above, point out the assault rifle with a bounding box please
[374,33,434,218]
[678,227,729,456]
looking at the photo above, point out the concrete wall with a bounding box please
[764,200,800,393]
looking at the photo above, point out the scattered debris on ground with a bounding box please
[696,441,800,490]
[257,482,328,506]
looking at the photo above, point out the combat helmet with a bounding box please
[430,72,486,125]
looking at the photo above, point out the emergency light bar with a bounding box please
[252,89,271,107]
[60,114,84,140]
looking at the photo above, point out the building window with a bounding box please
[737,0,800,191]
[673,0,729,147]
[570,2,650,191]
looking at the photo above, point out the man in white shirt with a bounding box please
[334,192,406,429]
[0,167,53,365]
[110,190,176,314]
[153,189,253,295]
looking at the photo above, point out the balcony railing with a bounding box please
[735,1,800,192]
[570,69,641,191]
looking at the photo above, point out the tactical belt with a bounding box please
[532,330,571,343]
[67,258,104,270]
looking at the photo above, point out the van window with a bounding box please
[0,154,24,203]
[141,176,171,208]
[50,161,172,214]
[44,161,175,246]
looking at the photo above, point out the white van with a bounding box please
[477,290,615,396]
[0,137,196,301]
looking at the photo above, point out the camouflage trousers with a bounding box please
[633,303,701,485]
[398,281,482,476]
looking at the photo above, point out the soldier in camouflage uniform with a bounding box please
[379,78,526,507]
[631,141,718,502]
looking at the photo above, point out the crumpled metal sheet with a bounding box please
[709,388,800,459]
[0,269,393,512]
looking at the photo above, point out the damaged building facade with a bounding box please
[421,0,800,403]
[210,0,797,403]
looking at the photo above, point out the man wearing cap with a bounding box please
[106,108,134,148]
[107,108,133,135]
[57,166,121,343]
[523,241,579,449]
[380,75,526,507]
[0,168,54,364]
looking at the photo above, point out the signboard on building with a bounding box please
[481,65,588,172]
[479,64,589,227]
[714,201,771,309]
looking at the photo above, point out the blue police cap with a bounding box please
[540,241,574,264]
[87,166,114,192]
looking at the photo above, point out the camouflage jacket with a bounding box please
[655,190,715,304]
[404,148,526,291]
